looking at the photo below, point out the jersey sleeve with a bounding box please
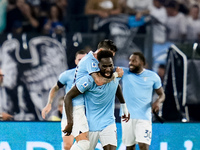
[153,73,162,89]
[86,58,100,75]
[76,75,93,93]
[57,80,64,88]
[58,71,67,85]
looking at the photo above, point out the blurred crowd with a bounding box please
[0,0,68,35]
[1,0,200,122]
[0,0,200,43]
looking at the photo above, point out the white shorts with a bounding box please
[121,119,152,146]
[61,118,67,137]
[61,104,67,137]
[89,123,117,150]
[71,105,89,138]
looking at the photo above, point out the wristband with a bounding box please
[121,103,129,117]
[113,72,118,78]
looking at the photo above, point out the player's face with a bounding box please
[75,54,87,65]
[99,58,114,78]
[129,54,142,73]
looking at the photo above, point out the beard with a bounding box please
[129,65,140,73]
[100,70,113,78]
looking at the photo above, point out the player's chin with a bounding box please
[104,73,112,78]
[129,68,135,73]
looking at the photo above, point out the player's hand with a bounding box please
[116,67,124,77]
[151,100,160,113]
[122,113,130,122]
[121,103,129,117]
[41,104,52,119]
[2,112,13,121]
[62,123,73,136]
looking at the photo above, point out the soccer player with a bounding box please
[41,50,87,150]
[121,52,165,150]
[65,50,129,150]
[63,39,126,150]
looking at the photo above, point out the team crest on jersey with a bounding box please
[82,82,88,88]
[143,77,148,81]
[92,62,97,68]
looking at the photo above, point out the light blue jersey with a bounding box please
[72,51,100,106]
[58,68,76,121]
[58,68,76,93]
[75,51,99,81]
[121,68,162,121]
[76,74,120,131]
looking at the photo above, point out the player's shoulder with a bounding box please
[62,68,76,74]
[144,69,159,78]
[120,67,129,74]
[78,74,94,86]
[85,51,97,62]
[59,68,76,78]
[85,74,94,82]
[144,69,157,74]
[123,67,129,70]
[79,51,97,65]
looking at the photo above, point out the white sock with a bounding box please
[70,140,90,150]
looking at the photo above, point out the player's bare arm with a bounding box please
[116,84,126,103]
[91,67,124,86]
[116,84,130,122]
[152,87,165,113]
[63,85,81,134]
[41,84,60,119]
[91,72,114,86]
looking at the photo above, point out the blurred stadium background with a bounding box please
[1,0,200,149]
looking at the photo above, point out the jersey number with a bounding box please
[144,130,152,139]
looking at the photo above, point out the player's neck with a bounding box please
[93,53,97,59]
[137,68,145,75]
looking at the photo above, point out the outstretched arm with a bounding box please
[152,87,165,113]
[91,67,124,86]
[41,83,60,119]
[63,85,81,134]
[91,72,114,86]
[116,84,130,122]
[116,84,125,103]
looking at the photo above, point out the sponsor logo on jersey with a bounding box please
[82,82,88,88]
[92,62,97,68]
[143,77,147,81]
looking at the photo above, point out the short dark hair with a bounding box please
[133,52,146,65]
[97,50,113,62]
[154,0,165,5]
[165,0,179,9]
[75,50,88,58]
[97,39,117,52]
[158,64,166,69]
